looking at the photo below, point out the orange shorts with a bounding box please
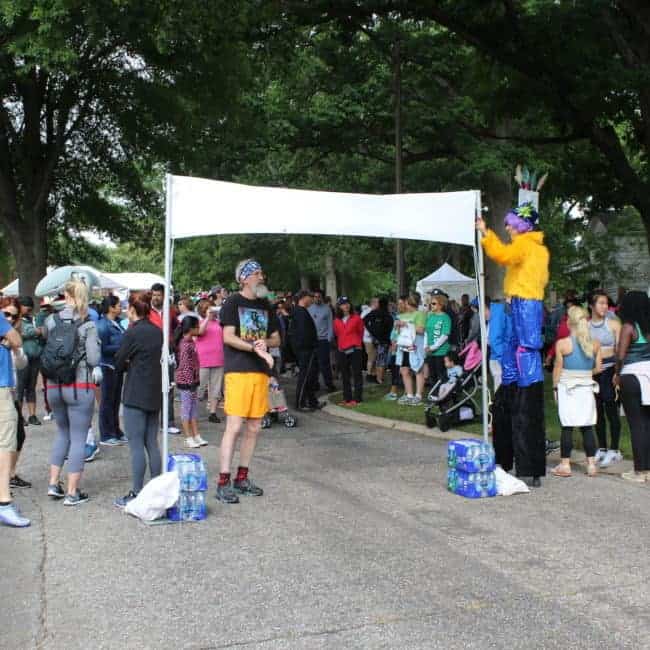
[224,372,269,419]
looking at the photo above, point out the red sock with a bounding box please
[218,472,231,487]
[236,466,248,482]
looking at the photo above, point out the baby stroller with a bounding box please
[424,342,486,432]
[261,376,297,429]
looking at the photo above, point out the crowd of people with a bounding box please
[0,253,649,527]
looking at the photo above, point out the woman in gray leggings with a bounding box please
[45,281,100,506]
[113,292,163,508]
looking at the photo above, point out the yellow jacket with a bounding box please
[481,229,549,300]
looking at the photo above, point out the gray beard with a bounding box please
[254,284,269,299]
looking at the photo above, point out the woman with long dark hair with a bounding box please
[97,295,126,446]
[333,297,364,406]
[614,291,650,483]
[113,293,164,507]
[589,290,622,467]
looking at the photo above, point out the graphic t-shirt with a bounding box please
[219,293,279,374]
[0,313,14,388]
[425,312,452,356]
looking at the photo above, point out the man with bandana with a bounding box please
[215,259,280,504]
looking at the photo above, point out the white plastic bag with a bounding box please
[494,466,530,496]
[124,471,180,521]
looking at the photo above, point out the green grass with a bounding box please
[333,375,633,459]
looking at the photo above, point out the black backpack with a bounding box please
[41,314,88,384]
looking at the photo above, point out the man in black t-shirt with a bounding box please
[216,259,280,504]
[289,290,321,411]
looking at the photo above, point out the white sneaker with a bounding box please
[184,437,202,449]
[397,394,413,405]
[43,413,53,422]
[194,435,208,447]
[167,426,181,435]
[599,449,623,468]
[594,448,607,464]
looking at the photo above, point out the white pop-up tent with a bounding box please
[416,263,476,302]
[163,174,488,458]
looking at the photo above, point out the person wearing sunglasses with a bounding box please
[425,294,452,388]
[0,301,30,526]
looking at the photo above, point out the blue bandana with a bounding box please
[238,260,262,282]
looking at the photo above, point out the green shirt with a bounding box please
[425,312,451,356]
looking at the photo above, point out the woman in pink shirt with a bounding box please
[196,300,224,423]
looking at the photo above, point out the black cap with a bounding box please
[429,288,448,298]
[20,296,34,308]
[337,296,351,306]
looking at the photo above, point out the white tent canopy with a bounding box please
[103,272,165,292]
[1,278,19,296]
[416,263,476,302]
[164,174,489,455]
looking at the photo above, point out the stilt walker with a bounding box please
[476,167,550,486]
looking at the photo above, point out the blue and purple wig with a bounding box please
[504,202,540,233]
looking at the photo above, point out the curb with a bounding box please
[322,403,635,478]
[321,403,480,443]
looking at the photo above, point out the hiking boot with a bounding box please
[208,413,221,423]
[215,482,240,504]
[233,478,264,497]
[27,415,41,426]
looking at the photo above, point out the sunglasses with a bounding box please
[3,311,18,320]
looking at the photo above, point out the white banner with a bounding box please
[168,175,479,247]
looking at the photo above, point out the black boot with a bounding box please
[531,476,541,488]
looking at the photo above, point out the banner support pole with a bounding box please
[162,173,172,463]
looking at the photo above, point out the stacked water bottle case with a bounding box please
[167,454,208,521]
[447,439,497,499]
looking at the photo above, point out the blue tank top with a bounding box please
[563,336,595,371]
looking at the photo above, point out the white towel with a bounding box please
[621,361,650,405]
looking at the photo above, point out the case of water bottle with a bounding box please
[167,453,208,521]
[447,439,496,499]
[447,468,497,499]
[447,439,496,473]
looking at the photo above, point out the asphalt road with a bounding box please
[2,402,649,649]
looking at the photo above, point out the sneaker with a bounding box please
[194,435,208,447]
[326,384,337,393]
[215,482,240,504]
[113,491,138,509]
[167,426,181,435]
[48,483,65,499]
[0,503,30,527]
[409,396,423,406]
[208,413,221,423]
[383,392,399,401]
[9,475,31,489]
[233,478,264,496]
[99,438,121,447]
[27,415,41,426]
[594,448,607,464]
[184,437,202,449]
[545,439,561,455]
[116,435,128,444]
[43,412,53,422]
[84,444,100,462]
[63,491,89,506]
[621,471,647,483]
[599,449,623,468]
[397,394,413,405]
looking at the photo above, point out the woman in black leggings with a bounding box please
[113,292,163,508]
[614,291,650,483]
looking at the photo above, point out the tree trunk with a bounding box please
[393,37,407,297]
[482,171,512,300]
[3,210,48,299]
[324,255,337,299]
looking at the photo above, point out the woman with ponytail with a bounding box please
[44,280,101,505]
[551,306,602,477]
